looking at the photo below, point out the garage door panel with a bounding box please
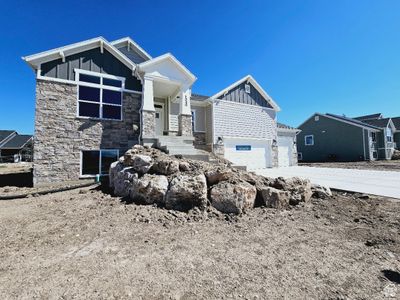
[278,136,293,167]
[224,138,272,169]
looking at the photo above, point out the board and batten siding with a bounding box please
[40,48,142,91]
[115,46,147,64]
[213,100,276,144]
[218,81,273,108]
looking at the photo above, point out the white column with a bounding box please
[179,88,191,115]
[142,76,155,111]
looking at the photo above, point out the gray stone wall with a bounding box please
[141,110,155,138]
[193,132,210,151]
[33,80,140,186]
[178,114,192,136]
[272,144,279,168]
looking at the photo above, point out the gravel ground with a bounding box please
[0,187,399,299]
[299,160,400,171]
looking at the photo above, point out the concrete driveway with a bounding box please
[255,166,400,199]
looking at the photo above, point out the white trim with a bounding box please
[138,53,197,84]
[362,128,366,160]
[298,113,381,131]
[214,99,276,111]
[36,74,142,94]
[23,36,136,72]
[75,68,126,82]
[80,149,119,177]
[110,37,152,60]
[210,75,281,112]
[191,109,197,132]
[222,136,273,141]
[304,135,314,146]
[76,70,123,121]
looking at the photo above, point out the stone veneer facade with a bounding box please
[141,110,156,138]
[33,80,140,186]
[178,114,192,136]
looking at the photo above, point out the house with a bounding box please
[0,130,33,162]
[297,113,397,162]
[23,36,297,186]
[392,117,400,149]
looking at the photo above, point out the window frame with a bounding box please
[304,135,314,146]
[75,69,125,121]
[80,149,119,178]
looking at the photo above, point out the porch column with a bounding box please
[141,76,156,138]
[178,88,192,136]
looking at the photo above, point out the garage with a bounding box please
[223,137,272,169]
[277,136,293,167]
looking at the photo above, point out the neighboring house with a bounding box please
[392,117,400,149]
[297,113,396,162]
[23,36,296,186]
[0,130,33,162]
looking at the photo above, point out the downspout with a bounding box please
[362,128,366,160]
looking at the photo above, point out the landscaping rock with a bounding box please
[109,163,138,197]
[125,154,153,174]
[311,184,332,199]
[165,173,208,211]
[152,159,179,175]
[130,174,168,205]
[260,186,290,209]
[210,181,257,214]
[391,149,400,160]
[205,168,235,185]
[179,161,191,172]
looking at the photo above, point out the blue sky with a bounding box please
[1,0,399,134]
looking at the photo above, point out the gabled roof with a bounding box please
[354,113,382,121]
[0,130,16,144]
[210,75,281,111]
[361,118,392,129]
[110,37,152,61]
[191,93,209,102]
[138,53,197,84]
[0,135,32,150]
[392,117,400,130]
[22,37,136,71]
[299,113,381,131]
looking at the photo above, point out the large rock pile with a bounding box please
[109,145,330,214]
[392,149,400,160]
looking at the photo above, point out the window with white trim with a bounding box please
[81,150,119,176]
[386,128,393,142]
[76,70,124,120]
[305,135,314,146]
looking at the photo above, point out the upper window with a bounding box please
[305,135,314,146]
[386,128,393,142]
[370,132,377,142]
[245,84,251,94]
[76,70,124,120]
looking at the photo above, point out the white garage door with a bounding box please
[224,138,272,170]
[278,136,293,167]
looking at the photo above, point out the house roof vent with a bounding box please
[245,84,251,94]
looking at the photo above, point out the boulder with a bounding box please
[210,181,257,214]
[260,187,290,209]
[130,174,169,205]
[165,173,208,211]
[152,159,180,175]
[392,149,400,160]
[179,161,191,172]
[124,154,153,174]
[109,163,138,197]
[205,168,235,185]
[272,177,312,205]
[311,184,332,199]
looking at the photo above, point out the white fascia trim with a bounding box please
[1,136,33,150]
[298,113,381,131]
[110,37,152,60]
[210,75,281,111]
[222,136,273,141]
[277,127,300,134]
[138,53,197,84]
[22,36,136,72]
[190,100,210,107]
[75,68,126,82]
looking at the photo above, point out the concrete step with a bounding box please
[181,154,210,162]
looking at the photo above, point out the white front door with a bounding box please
[155,104,164,136]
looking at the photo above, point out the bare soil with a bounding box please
[299,160,400,171]
[0,187,399,299]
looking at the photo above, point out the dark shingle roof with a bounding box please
[0,130,16,143]
[353,113,382,121]
[0,135,32,149]
[392,117,400,130]
[361,118,391,128]
[191,93,209,101]
[277,122,298,131]
[325,113,381,130]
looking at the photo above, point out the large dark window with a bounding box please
[81,150,119,176]
[77,71,123,120]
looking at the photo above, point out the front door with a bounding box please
[155,104,164,136]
